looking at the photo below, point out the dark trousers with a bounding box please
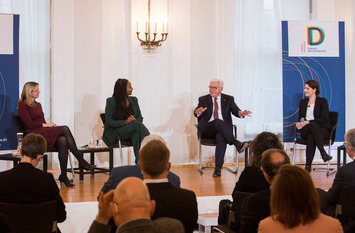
[201,119,235,167]
[300,122,330,166]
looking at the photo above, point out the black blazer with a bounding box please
[327,160,355,206]
[232,166,269,197]
[239,189,271,233]
[194,93,242,129]
[298,96,331,130]
[0,163,66,223]
[147,182,198,233]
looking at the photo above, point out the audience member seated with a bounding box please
[18,81,95,187]
[232,132,283,196]
[326,128,355,216]
[0,133,66,224]
[138,137,198,233]
[88,177,184,233]
[239,148,290,233]
[100,135,180,196]
[258,165,342,233]
[103,78,150,163]
[218,132,282,229]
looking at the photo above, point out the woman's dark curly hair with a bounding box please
[112,78,129,120]
[249,132,283,168]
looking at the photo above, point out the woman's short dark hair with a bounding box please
[270,165,320,228]
[21,133,47,159]
[249,132,282,168]
[305,80,320,95]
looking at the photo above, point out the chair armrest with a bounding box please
[103,125,122,141]
[329,124,340,145]
[233,125,237,139]
[195,124,203,139]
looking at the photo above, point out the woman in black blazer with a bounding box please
[296,80,332,172]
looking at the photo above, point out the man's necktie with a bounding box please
[214,98,219,119]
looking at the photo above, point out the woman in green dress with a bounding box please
[103,78,150,163]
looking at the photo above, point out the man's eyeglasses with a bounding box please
[208,86,220,91]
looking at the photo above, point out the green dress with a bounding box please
[102,96,150,163]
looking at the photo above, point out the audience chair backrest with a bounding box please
[0,200,57,233]
[232,191,251,230]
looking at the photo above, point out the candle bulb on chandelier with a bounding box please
[154,22,157,33]
[162,22,165,33]
[145,21,148,33]
[136,20,139,32]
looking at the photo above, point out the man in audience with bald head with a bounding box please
[88,177,184,233]
[239,148,290,233]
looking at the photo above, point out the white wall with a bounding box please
[50,0,355,167]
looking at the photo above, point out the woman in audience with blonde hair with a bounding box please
[258,165,342,233]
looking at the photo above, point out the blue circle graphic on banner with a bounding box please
[0,72,6,121]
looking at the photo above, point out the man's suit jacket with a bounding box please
[88,217,184,233]
[194,93,241,129]
[147,182,198,233]
[327,159,355,206]
[100,165,181,194]
[239,189,270,233]
[298,97,331,130]
[0,163,66,223]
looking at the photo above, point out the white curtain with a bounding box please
[0,0,50,119]
[234,0,309,141]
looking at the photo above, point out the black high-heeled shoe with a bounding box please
[58,175,75,187]
[80,163,97,171]
[321,151,332,162]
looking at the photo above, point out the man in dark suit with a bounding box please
[88,177,184,233]
[100,164,180,194]
[327,128,355,210]
[194,78,251,176]
[239,149,290,233]
[139,138,198,233]
[0,133,66,223]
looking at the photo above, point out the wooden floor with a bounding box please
[56,164,337,203]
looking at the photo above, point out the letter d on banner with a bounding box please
[307,26,325,46]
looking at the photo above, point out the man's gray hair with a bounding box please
[210,79,224,88]
[345,128,355,150]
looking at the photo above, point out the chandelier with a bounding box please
[136,0,168,49]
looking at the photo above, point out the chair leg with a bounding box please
[119,141,123,166]
[292,141,296,165]
[222,147,238,174]
[198,140,203,174]
[313,145,336,176]
[68,153,75,183]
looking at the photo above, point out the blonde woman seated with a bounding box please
[258,165,343,233]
